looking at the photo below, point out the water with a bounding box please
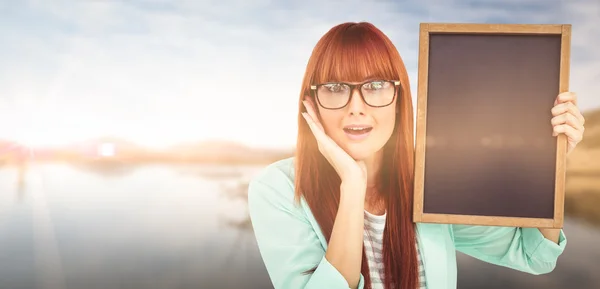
[0,162,598,289]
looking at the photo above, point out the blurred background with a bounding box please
[0,0,599,288]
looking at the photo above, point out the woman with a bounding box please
[247,22,586,289]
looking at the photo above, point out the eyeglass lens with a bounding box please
[316,80,395,109]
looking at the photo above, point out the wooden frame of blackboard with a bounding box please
[413,23,571,229]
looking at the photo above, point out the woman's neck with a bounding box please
[362,149,386,215]
[362,149,384,191]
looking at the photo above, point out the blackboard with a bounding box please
[413,23,571,229]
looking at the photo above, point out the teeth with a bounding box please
[347,127,368,131]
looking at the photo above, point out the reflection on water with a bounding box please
[0,162,598,289]
[16,162,27,202]
[0,162,271,289]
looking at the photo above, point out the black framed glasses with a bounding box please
[310,79,401,110]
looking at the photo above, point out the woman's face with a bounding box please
[315,80,398,161]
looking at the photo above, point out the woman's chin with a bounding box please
[346,148,373,161]
[338,139,380,161]
[342,141,386,162]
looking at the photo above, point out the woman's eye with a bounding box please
[325,83,347,92]
[364,81,385,90]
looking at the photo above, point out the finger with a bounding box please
[303,98,318,119]
[553,124,583,142]
[302,112,329,143]
[555,91,577,106]
[302,112,340,157]
[301,111,319,133]
[551,112,585,132]
[357,160,367,173]
[303,98,324,131]
[551,102,585,125]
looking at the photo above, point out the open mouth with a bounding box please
[343,126,373,135]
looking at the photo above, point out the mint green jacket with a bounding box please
[247,158,567,289]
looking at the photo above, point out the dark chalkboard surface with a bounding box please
[413,23,571,229]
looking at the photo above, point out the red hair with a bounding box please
[294,22,418,289]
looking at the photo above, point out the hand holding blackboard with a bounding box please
[551,92,586,153]
[413,23,585,229]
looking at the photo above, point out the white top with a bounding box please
[363,210,427,289]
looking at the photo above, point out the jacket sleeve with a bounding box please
[450,224,567,275]
[247,167,365,289]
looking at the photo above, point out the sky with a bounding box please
[0,0,598,149]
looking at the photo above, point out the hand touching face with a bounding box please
[315,84,397,161]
